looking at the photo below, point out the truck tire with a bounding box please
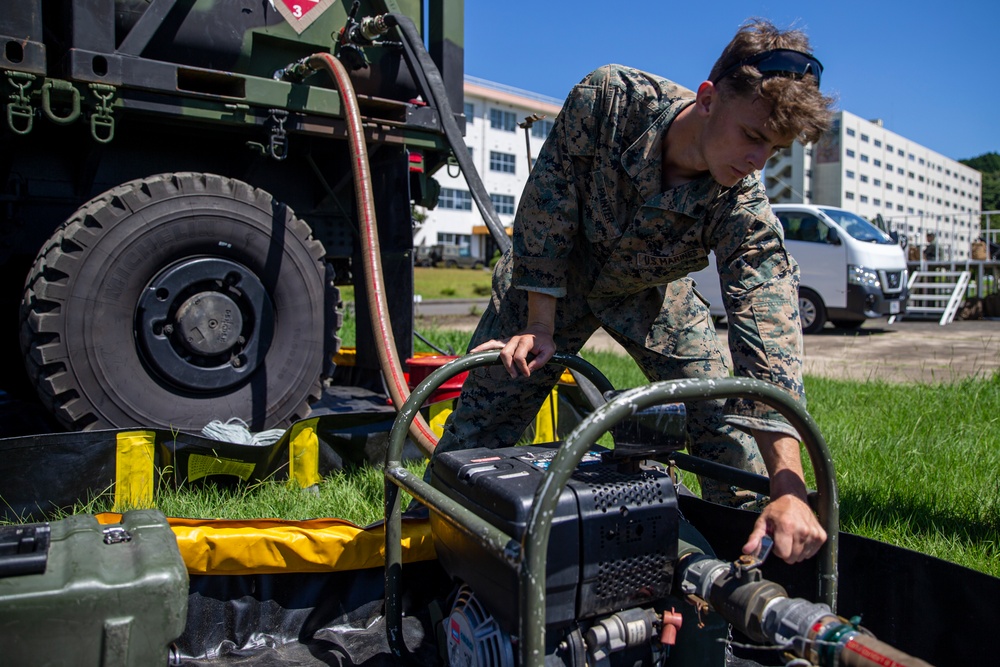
[798,288,827,334]
[20,172,327,432]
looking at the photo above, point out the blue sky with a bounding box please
[463,0,998,162]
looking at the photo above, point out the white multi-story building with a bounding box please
[417,76,563,261]
[766,110,984,260]
[425,85,984,262]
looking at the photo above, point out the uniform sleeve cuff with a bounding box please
[511,256,568,297]
[725,414,802,442]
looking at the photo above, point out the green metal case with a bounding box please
[0,510,188,666]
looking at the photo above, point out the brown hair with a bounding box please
[709,18,835,143]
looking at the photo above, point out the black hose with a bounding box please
[414,330,455,355]
[381,14,613,412]
[385,13,512,254]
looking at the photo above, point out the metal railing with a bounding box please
[382,351,839,667]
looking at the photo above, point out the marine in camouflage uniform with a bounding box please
[436,65,804,506]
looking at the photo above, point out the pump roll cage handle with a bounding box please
[383,351,839,667]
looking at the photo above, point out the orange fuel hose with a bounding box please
[306,52,437,455]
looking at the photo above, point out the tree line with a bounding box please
[960,153,1000,224]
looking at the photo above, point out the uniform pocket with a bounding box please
[582,167,623,243]
[751,299,801,376]
[563,84,599,157]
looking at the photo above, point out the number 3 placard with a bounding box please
[273,0,338,34]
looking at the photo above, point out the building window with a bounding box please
[464,102,475,123]
[846,170,855,179]
[530,118,554,138]
[861,154,869,163]
[874,179,881,187]
[845,191,855,200]
[490,193,515,215]
[489,108,518,132]
[489,151,516,174]
[874,159,881,167]
[860,175,869,183]
[438,232,472,246]
[861,134,869,142]
[860,195,869,203]
[438,188,472,210]
[898,167,904,175]
[898,149,904,156]
[897,185,903,193]
[846,128,856,137]
[846,149,856,158]
[874,139,882,148]
[874,198,881,206]
[887,143,894,152]
[908,171,915,179]
[897,204,904,211]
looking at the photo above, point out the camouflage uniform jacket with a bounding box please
[508,64,804,433]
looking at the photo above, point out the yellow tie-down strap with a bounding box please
[114,430,156,511]
[97,513,437,575]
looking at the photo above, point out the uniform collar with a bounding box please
[620,95,692,193]
[620,94,724,214]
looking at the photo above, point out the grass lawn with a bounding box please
[339,266,493,304]
[557,350,1000,577]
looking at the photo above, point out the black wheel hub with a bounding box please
[137,257,274,392]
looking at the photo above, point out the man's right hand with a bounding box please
[470,290,559,378]
[471,325,556,378]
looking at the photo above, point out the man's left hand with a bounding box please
[745,431,828,564]
[743,490,826,563]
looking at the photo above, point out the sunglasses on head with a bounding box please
[713,48,823,87]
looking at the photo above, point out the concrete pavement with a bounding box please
[586,319,999,383]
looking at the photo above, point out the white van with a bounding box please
[692,204,909,333]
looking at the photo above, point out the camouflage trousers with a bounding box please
[434,278,769,506]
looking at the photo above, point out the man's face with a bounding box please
[700,88,797,188]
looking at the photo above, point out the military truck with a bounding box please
[0,0,466,433]
[415,243,485,268]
